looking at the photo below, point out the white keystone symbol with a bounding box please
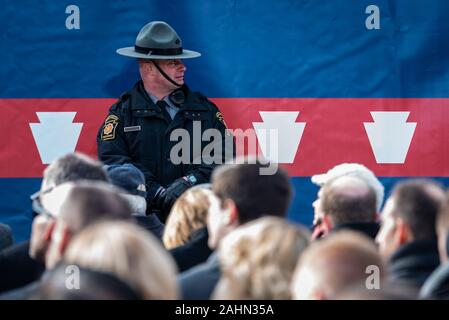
[364,111,416,164]
[252,111,306,163]
[30,112,83,164]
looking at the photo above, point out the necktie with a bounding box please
[157,100,177,120]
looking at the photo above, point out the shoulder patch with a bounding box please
[101,115,119,141]
[216,112,227,128]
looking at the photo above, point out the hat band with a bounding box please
[134,45,183,56]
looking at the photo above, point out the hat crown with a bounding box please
[105,164,147,198]
[135,21,182,50]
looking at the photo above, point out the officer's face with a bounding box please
[158,59,186,87]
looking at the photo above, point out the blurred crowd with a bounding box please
[1,152,449,300]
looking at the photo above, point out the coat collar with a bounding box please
[128,81,209,112]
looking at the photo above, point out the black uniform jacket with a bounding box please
[97,81,231,203]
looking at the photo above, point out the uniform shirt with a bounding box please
[148,93,179,120]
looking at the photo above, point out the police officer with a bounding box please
[97,21,230,220]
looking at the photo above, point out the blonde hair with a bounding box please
[213,217,310,300]
[163,187,213,249]
[64,221,178,299]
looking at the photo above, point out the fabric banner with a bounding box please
[1,0,448,241]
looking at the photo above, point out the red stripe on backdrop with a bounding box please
[0,99,114,177]
[216,98,449,177]
[0,98,448,177]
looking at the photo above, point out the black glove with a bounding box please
[152,187,166,211]
[160,176,195,217]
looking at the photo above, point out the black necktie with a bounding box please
[156,100,173,122]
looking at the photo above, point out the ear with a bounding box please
[394,218,411,245]
[139,60,153,74]
[43,219,56,241]
[222,199,239,226]
[57,226,72,257]
[321,214,333,234]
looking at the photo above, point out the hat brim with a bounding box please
[116,47,201,59]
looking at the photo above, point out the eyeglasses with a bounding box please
[30,187,54,218]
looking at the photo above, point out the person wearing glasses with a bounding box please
[97,21,231,222]
[0,153,108,296]
[310,163,384,240]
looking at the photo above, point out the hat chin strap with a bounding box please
[152,61,182,88]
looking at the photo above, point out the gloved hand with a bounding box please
[152,187,166,211]
[160,176,195,217]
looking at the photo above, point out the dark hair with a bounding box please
[35,263,141,300]
[437,191,449,244]
[392,179,444,241]
[43,153,109,187]
[212,161,292,224]
[0,223,14,251]
[321,177,377,225]
[60,181,132,233]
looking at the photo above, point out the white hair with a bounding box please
[122,194,147,216]
[311,163,384,212]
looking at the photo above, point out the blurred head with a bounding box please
[311,163,384,238]
[315,176,377,237]
[0,223,13,251]
[163,185,213,249]
[208,160,292,249]
[335,283,418,300]
[43,181,132,269]
[437,192,449,263]
[311,163,384,212]
[213,217,310,300]
[376,179,444,260]
[105,163,148,215]
[35,263,142,300]
[291,231,384,300]
[64,221,179,299]
[30,152,109,262]
[40,152,109,192]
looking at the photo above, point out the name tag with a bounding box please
[124,126,141,132]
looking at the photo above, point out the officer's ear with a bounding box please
[138,59,153,73]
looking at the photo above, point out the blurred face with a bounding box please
[312,188,324,225]
[375,198,399,259]
[40,183,74,269]
[29,214,52,262]
[29,183,56,262]
[437,227,448,264]
[312,187,329,239]
[207,194,231,249]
